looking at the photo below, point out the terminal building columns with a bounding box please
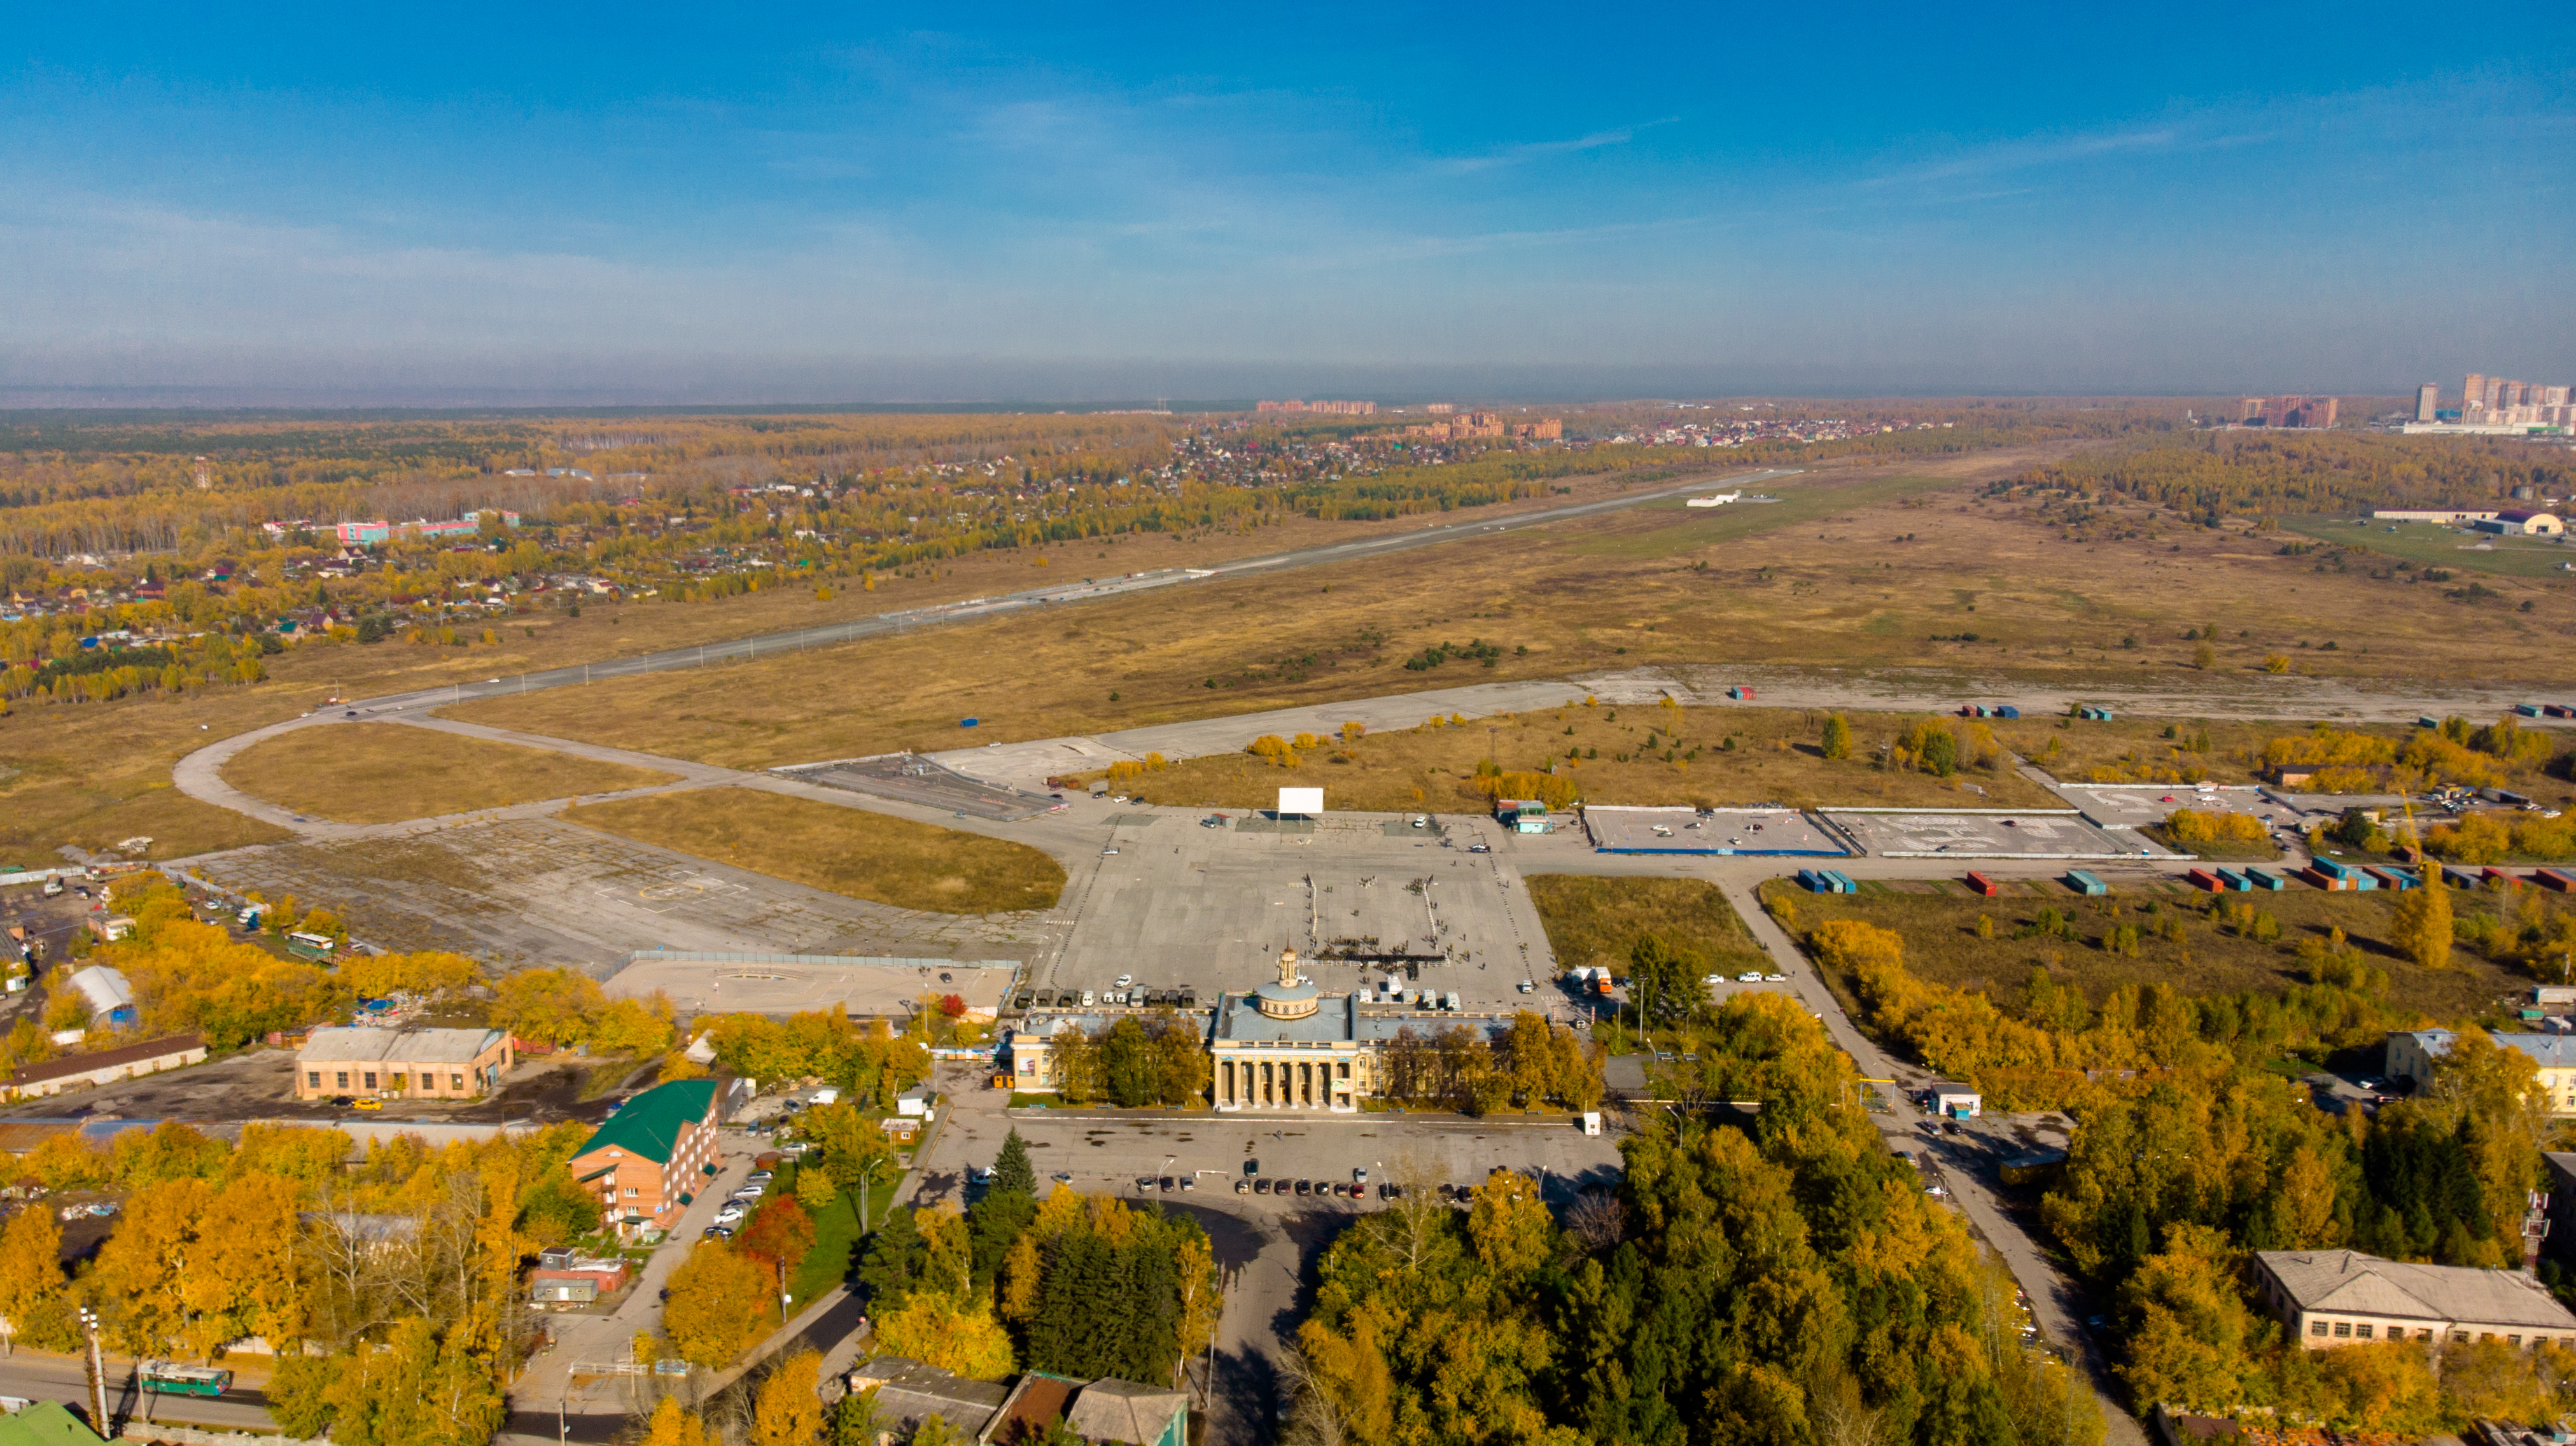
[1218,1056,1351,1109]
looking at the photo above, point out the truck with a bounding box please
[284,930,338,962]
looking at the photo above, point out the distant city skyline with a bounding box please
[4,4,2570,403]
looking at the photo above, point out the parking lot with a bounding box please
[1039,809,1553,1011]
[1819,810,2169,860]
[914,1102,1628,1214]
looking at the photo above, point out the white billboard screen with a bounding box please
[1278,787,1324,816]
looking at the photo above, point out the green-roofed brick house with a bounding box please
[566,1079,721,1239]
[0,1401,109,1446]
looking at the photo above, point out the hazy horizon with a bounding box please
[8,4,2570,400]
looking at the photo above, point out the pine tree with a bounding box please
[856,1207,926,1310]
[991,1128,1035,1197]
[829,1389,880,1446]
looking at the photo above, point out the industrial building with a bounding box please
[2476,509,2564,537]
[295,1026,514,1101]
[2254,1249,2576,1349]
[3,1034,207,1101]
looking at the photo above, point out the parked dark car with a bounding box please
[1295,1179,1312,1197]
[1255,1178,1273,1195]
[1158,1176,1176,1192]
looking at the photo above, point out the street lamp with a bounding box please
[77,1307,104,1432]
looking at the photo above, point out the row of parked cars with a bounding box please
[1014,985,1199,1010]
[1238,1174,1376,1200]
[701,1163,787,1239]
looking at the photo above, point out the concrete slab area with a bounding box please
[1583,805,1847,855]
[1822,810,2172,860]
[2054,783,2282,831]
[774,753,1062,822]
[190,817,1053,975]
[1041,810,1553,1010]
[603,951,1020,1018]
[930,678,1602,792]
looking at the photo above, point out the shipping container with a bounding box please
[2063,869,2107,895]
[1965,871,2000,897]
[2186,869,2222,892]
[2243,867,2286,890]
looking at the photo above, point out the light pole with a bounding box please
[78,1306,104,1433]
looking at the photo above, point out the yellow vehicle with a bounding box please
[352,1099,382,1111]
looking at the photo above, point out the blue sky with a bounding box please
[4,3,2570,401]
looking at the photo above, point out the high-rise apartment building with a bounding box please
[2418,384,2440,422]
[2460,372,2576,427]
[2241,396,2338,429]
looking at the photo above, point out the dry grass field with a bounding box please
[0,461,1730,864]
[1526,874,1768,978]
[1998,715,2351,785]
[561,787,1066,915]
[1763,877,2528,1024]
[0,687,304,864]
[444,456,2576,776]
[23,438,2576,867]
[1095,703,2057,812]
[219,723,679,824]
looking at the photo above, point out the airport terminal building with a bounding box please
[1008,951,1511,1113]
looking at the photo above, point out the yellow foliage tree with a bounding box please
[872,1295,1015,1380]
[662,1245,774,1368]
[639,1397,711,1446]
[753,1351,824,1446]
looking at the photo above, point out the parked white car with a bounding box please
[1736,971,1764,983]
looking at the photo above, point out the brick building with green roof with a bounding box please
[566,1078,720,1239]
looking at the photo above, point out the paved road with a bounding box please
[1711,878,2149,1445]
[0,1349,276,1433]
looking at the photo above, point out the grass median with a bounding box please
[561,786,1065,914]
[1526,874,1770,978]
[1091,703,2058,812]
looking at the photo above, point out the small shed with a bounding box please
[1494,799,1552,834]
[1930,1082,1982,1120]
